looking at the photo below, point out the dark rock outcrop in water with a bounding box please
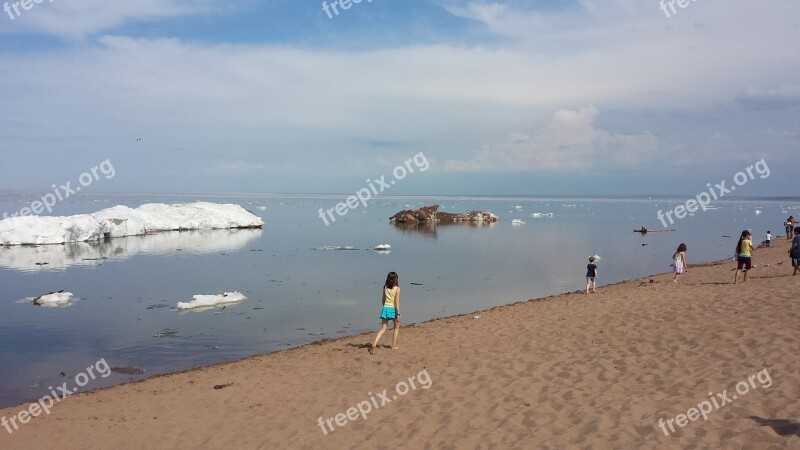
[389,205,499,224]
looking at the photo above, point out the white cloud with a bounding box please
[445,106,658,172]
[1,0,799,192]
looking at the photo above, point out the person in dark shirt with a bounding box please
[790,227,800,277]
[586,256,598,294]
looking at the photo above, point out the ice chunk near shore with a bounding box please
[177,292,247,310]
[374,244,391,251]
[30,291,74,307]
[511,219,525,225]
[0,202,263,246]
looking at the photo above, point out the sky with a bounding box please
[0,0,798,196]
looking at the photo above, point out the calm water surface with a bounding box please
[1,193,797,407]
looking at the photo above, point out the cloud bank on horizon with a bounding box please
[0,0,798,196]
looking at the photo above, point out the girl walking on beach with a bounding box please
[735,230,755,284]
[672,243,687,282]
[370,272,400,354]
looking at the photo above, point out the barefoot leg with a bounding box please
[391,318,400,349]
[371,321,388,354]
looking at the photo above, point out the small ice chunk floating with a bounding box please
[374,244,392,251]
[0,202,264,246]
[30,290,74,307]
[177,292,247,310]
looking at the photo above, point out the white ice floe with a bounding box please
[30,291,74,307]
[0,202,263,246]
[511,219,525,225]
[472,212,499,222]
[310,246,357,251]
[177,292,247,310]
[531,212,554,218]
[515,206,523,210]
[592,255,602,262]
[374,244,392,251]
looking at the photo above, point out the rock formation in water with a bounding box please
[389,205,499,224]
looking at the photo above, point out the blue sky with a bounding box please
[0,0,798,196]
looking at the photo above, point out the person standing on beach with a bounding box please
[735,230,755,284]
[370,272,400,354]
[787,216,795,239]
[586,256,598,294]
[672,243,687,283]
[790,227,800,276]
[766,231,772,248]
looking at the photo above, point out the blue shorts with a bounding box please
[379,306,397,320]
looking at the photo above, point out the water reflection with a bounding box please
[0,229,263,272]
[390,220,497,238]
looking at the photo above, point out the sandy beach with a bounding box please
[2,238,799,449]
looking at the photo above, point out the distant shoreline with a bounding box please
[1,191,799,202]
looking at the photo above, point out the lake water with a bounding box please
[1,193,797,407]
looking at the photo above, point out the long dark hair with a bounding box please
[673,243,687,259]
[384,272,398,289]
[736,230,751,254]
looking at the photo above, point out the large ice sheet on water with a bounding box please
[0,202,264,246]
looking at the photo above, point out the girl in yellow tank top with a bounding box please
[370,272,400,354]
